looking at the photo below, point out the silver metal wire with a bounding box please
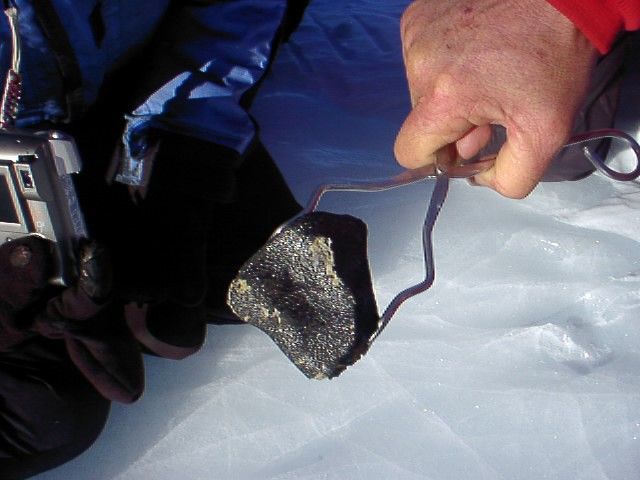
[300,128,640,342]
[568,129,640,181]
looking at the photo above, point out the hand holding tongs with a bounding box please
[302,128,640,342]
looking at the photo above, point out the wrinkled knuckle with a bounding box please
[431,73,458,99]
[512,120,552,157]
[424,73,459,113]
[522,120,569,166]
[529,107,574,147]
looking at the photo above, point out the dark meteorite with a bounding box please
[227,212,379,379]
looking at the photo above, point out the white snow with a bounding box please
[36,1,640,479]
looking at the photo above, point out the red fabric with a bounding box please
[546,0,640,53]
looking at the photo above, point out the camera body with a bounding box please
[0,129,86,285]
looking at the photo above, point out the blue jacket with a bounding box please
[2,0,289,185]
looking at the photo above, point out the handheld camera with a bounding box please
[0,129,87,285]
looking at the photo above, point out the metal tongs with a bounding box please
[302,129,640,343]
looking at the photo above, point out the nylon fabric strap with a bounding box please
[31,0,85,121]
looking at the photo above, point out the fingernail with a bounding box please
[468,175,490,187]
[469,170,493,188]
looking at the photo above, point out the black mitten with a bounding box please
[0,237,144,403]
[32,241,144,404]
[108,132,241,358]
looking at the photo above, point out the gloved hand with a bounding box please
[0,236,52,350]
[77,131,302,360]
[0,236,144,403]
[104,132,242,359]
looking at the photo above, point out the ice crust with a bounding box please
[36,1,640,479]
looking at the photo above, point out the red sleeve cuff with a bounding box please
[546,0,640,53]
[616,0,640,29]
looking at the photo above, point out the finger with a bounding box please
[455,125,493,160]
[471,130,563,199]
[395,98,474,169]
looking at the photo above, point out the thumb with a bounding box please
[394,98,473,169]
[471,127,567,199]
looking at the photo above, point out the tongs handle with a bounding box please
[372,128,640,342]
[300,128,640,345]
[435,143,495,178]
[568,129,640,181]
[436,128,640,181]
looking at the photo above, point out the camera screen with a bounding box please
[0,174,19,224]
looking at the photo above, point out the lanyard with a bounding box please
[0,2,21,128]
[0,1,85,126]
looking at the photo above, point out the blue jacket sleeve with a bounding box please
[115,0,289,186]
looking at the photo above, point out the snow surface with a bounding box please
[36,1,640,479]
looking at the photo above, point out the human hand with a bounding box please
[0,236,144,403]
[394,0,598,198]
[34,240,144,404]
[116,132,304,353]
[0,236,52,350]
[104,132,245,359]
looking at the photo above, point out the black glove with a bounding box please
[88,132,302,359]
[0,236,144,403]
[35,241,144,403]
[0,236,52,350]
[103,132,241,359]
